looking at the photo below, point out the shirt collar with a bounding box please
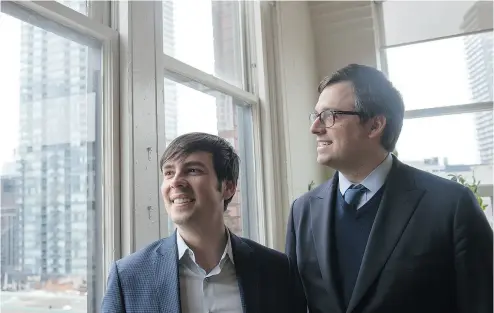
[339,153,393,195]
[176,228,235,265]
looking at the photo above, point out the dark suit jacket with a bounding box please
[286,157,493,313]
[102,230,306,313]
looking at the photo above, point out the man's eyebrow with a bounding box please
[182,161,207,168]
[162,161,206,170]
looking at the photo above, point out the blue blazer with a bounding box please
[102,231,306,313]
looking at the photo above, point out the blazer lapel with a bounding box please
[310,176,345,313]
[155,232,182,313]
[347,158,425,313]
[231,233,260,313]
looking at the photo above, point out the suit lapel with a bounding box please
[347,158,425,313]
[155,232,182,313]
[310,176,345,313]
[231,233,260,313]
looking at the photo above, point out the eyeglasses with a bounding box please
[309,109,362,128]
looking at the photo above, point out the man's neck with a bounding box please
[339,151,389,184]
[178,223,227,273]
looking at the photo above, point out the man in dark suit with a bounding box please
[286,64,493,313]
[103,132,304,313]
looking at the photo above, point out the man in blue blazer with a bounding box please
[286,64,493,313]
[102,132,306,313]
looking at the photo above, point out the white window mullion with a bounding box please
[405,101,493,119]
[163,53,259,106]
[118,1,162,253]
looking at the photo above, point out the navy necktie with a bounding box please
[344,184,367,208]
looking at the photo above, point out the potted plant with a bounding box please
[448,173,487,211]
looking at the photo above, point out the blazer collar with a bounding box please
[155,230,260,313]
[155,233,182,313]
[230,232,260,313]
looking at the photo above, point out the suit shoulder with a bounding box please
[240,237,288,264]
[115,237,171,272]
[405,164,469,193]
[291,179,332,209]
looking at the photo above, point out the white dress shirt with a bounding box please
[338,153,393,209]
[176,230,243,313]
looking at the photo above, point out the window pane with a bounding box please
[162,0,245,89]
[56,0,87,15]
[163,77,256,238]
[482,197,493,227]
[382,1,493,47]
[387,32,493,110]
[396,113,492,184]
[0,9,100,312]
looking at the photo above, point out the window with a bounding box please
[159,1,259,240]
[380,0,492,47]
[396,113,492,179]
[377,0,493,219]
[162,78,257,238]
[162,0,245,88]
[56,0,88,15]
[386,32,493,110]
[0,2,117,312]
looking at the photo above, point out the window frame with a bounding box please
[153,1,262,241]
[2,0,119,311]
[374,0,494,198]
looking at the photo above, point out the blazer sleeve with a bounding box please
[453,187,493,313]
[286,199,308,313]
[101,262,126,313]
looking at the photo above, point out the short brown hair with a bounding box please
[160,132,239,211]
[318,64,405,152]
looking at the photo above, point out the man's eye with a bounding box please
[188,168,201,174]
[164,171,173,177]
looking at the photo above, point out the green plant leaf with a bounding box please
[449,172,486,211]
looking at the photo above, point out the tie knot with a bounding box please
[344,184,367,207]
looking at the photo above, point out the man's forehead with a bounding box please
[315,81,355,111]
[163,151,212,168]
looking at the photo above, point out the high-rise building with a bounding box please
[461,1,493,164]
[1,162,20,289]
[16,0,95,292]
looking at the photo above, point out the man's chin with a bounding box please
[170,211,194,226]
[316,154,332,166]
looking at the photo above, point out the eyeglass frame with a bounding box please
[309,109,364,128]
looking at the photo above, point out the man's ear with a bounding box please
[369,115,386,139]
[223,180,236,200]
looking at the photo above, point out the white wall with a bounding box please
[309,1,380,80]
[274,1,326,204]
[271,0,382,197]
[308,1,381,181]
[264,1,382,248]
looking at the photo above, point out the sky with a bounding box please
[173,0,219,136]
[0,0,491,176]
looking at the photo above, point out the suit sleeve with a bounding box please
[101,262,126,313]
[453,187,493,313]
[286,199,308,313]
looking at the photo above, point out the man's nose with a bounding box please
[310,118,325,134]
[170,173,188,188]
